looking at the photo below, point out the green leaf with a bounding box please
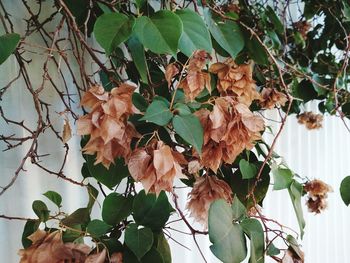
[204,9,244,59]
[241,219,265,263]
[265,6,284,34]
[223,163,270,208]
[272,168,293,190]
[231,195,247,221]
[343,2,350,21]
[141,100,173,126]
[134,10,183,55]
[172,114,203,154]
[125,224,154,260]
[288,181,305,238]
[175,9,212,57]
[208,199,247,263]
[135,0,147,9]
[22,220,40,248]
[94,13,135,54]
[266,243,280,256]
[239,159,257,179]
[141,247,164,263]
[32,200,50,222]
[0,33,20,65]
[128,35,149,84]
[102,193,134,225]
[173,103,191,115]
[132,190,173,231]
[132,92,148,112]
[43,191,62,208]
[340,176,350,206]
[87,184,99,211]
[61,208,90,227]
[242,29,268,65]
[155,232,172,263]
[86,156,129,189]
[87,219,111,238]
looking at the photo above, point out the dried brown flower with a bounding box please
[128,140,187,195]
[297,111,323,130]
[77,84,139,168]
[179,50,211,101]
[18,230,90,263]
[187,175,233,226]
[304,179,333,214]
[293,20,311,40]
[165,63,179,87]
[196,96,264,172]
[260,88,288,109]
[209,59,260,106]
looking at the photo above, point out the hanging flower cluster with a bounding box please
[196,97,264,172]
[209,59,260,105]
[187,175,233,226]
[77,84,139,168]
[178,50,211,101]
[297,111,323,130]
[19,230,90,263]
[260,87,288,109]
[128,140,187,195]
[304,179,333,214]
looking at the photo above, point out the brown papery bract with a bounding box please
[128,140,187,195]
[196,96,264,172]
[18,230,90,263]
[304,179,333,214]
[77,84,139,168]
[260,88,288,109]
[297,111,323,130]
[187,175,233,227]
[209,59,260,106]
[179,50,211,101]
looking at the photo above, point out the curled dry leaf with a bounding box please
[297,111,323,130]
[304,179,333,214]
[77,84,139,168]
[18,230,90,263]
[128,140,187,195]
[62,118,72,143]
[260,88,288,109]
[179,50,211,101]
[187,160,202,174]
[187,175,233,226]
[195,96,264,172]
[165,63,179,87]
[209,59,260,106]
[85,249,107,263]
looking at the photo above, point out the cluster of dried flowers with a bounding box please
[260,87,288,109]
[304,179,333,213]
[178,50,211,101]
[297,111,323,130]
[77,84,139,168]
[196,97,264,172]
[18,230,123,263]
[128,140,187,195]
[186,175,232,226]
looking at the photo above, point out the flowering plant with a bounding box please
[1,0,350,262]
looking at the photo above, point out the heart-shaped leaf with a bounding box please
[0,33,20,65]
[175,9,212,56]
[134,10,183,55]
[125,224,153,260]
[94,13,135,54]
[209,199,247,263]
